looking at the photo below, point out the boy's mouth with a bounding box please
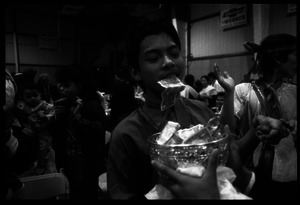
[160,73,177,80]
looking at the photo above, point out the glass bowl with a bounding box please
[147,132,231,170]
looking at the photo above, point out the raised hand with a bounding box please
[214,63,235,93]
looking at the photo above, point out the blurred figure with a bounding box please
[211,91,225,116]
[107,68,139,133]
[234,33,297,199]
[36,73,59,104]
[198,75,218,108]
[53,65,107,200]
[194,79,202,92]
[2,70,24,199]
[13,82,56,177]
[183,74,196,90]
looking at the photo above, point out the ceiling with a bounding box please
[7,3,162,18]
[7,3,165,31]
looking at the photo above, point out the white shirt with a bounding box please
[180,84,199,99]
[212,80,225,93]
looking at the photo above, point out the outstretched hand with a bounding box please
[151,149,220,199]
[214,63,235,93]
[253,115,289,144]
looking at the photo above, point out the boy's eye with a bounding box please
[145,54,160,62]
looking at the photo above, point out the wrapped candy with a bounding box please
[158,76,185,111]
[156,116,228,146]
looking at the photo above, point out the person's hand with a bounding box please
[151,149,220,199]
[252,115,289,145]
[214,63,235,93]
[226,141,252,193]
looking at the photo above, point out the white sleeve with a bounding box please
[234,83,248,119]
[244,171,255,195]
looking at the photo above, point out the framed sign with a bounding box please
[287,4,296,14]
[220,5,247,30]
[38,35,58,50]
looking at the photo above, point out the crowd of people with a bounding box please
[2,10,297,200]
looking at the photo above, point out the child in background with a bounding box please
[211,91,225,116]
[14,83,56,176]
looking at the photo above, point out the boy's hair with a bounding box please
[125,10,181,71]
[257,33,296,76]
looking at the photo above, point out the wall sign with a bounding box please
[220,5,247,30]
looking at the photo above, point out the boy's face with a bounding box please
[134,32,185,97]
[23,88,41,107]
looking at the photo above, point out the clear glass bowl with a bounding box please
[147,132,231,170]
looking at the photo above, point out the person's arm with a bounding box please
[188,86,200,100]
[214,64,235,132]
[151,149,220,199]
[236,127,260,161]
[226,142,254,194]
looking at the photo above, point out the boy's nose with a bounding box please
[162,55,175,68]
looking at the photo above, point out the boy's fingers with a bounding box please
[206,149,220,177]
[151,160,180,182]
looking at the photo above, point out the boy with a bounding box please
[107,11,235,199]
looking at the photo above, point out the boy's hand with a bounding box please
[151,149,220,199]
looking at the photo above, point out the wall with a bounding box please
[269,4,296,35]
[187,4,296,83]
[5,6,78,85]
[5,4,108,86]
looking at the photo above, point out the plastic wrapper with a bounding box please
[158,76,185,111]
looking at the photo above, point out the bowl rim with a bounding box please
[147,132,230,148]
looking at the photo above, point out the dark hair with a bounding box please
[184,74,195,86]
[257,33,296,76]
[125,10,181,71]
[207,72,217,80]
[217,91,225,98]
